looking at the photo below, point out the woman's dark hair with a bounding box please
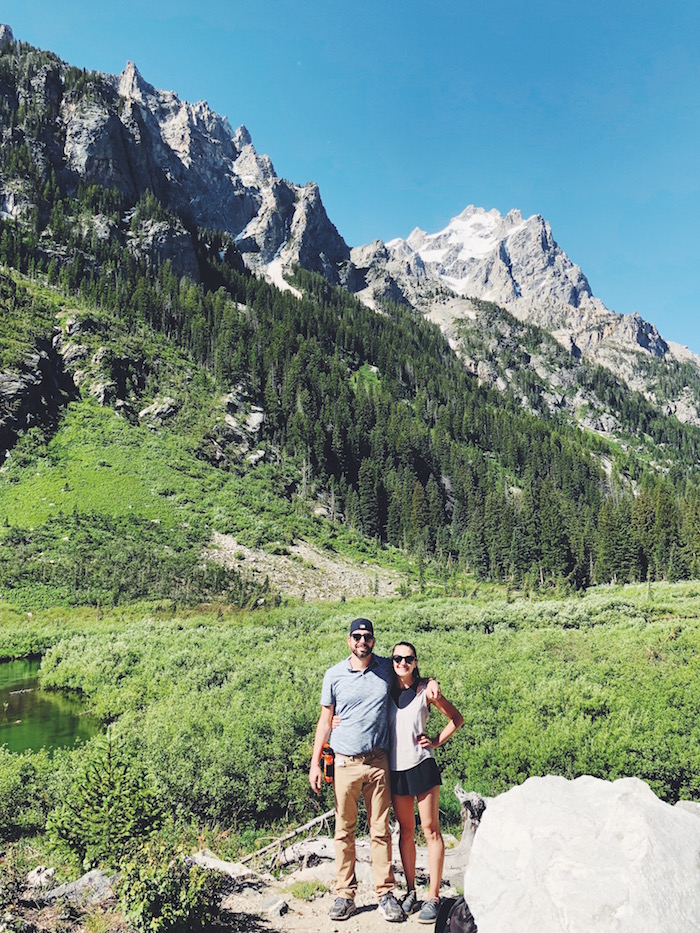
[392,641,421,682]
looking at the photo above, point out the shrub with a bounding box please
[0,846,24,911]
[0,747,52,840]
[119,840,225,933]
[46,731,163,869]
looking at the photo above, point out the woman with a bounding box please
[389,641,463,924]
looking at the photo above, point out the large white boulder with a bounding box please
[463,775,700,933]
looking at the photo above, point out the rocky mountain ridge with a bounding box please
[349,206,700,426]
[0,25,349,283]
[2,23,699,431]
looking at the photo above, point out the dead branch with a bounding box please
[239,809,335,864]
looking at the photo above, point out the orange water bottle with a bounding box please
[321,743,334,783]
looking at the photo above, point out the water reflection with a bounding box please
[0,658,100,754]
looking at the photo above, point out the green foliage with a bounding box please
[118,840,225,933]
[284,879,329,900]
[0,399,267,609]
[0,272,62,369]
[0,746,53,840]
[0,509,255,609]
[46,731,163,869]
[0,846,24,912]
[1,585,698,847]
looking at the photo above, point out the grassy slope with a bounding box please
[0,272,424,608]
[0,392,425,607]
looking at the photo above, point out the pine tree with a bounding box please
[47,731,162,869]
[358,459,379,538]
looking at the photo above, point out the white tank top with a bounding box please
[388,684,433,771]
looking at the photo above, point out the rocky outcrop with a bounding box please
[55,58,350,283]
[0,24,13,50]
[0,340,76,457]
[127,216,199,280]
[29,868,115,907]
[462,775,700,933]
[138,396,180,425]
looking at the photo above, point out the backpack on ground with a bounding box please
[434,895,477,933]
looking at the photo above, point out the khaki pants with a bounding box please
[333,749,395,899]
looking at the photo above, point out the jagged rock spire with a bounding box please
[118,61,156,103]
[0,24,14,49]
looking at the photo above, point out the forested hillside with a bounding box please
[1,35,700,602]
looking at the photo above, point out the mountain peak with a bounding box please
[505,207,525,226]
[352,203,604,336]
[0,24,13,49]
[118,61,156,102]
[234,125,252,148]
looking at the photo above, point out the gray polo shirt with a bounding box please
[321,654,394,755]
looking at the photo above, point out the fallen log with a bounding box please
[239,809,335,864]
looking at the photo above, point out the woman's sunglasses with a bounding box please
[392,654,416,664]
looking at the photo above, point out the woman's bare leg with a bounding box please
[392,793,417,892]
[416,785,443,900]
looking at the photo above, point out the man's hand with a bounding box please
[309,760,323,794]
[425,678,442,701]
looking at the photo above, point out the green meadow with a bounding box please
[1,582,698,864]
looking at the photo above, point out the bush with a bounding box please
[0,846,24,911]
[46,732,163,869]
[0,747,52,840]
[119,840,225,933]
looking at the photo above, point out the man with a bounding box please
[309,617,439,922]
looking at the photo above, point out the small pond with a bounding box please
[0,658,100,754]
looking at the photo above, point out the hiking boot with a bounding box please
[379,892,406,922]
[401,890,419,915]
[329,897,356,920]
[417,898,440,924]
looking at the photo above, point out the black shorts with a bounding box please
[390,757,441,797]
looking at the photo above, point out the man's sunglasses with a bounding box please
[351,633,374,642]
[392,654,416,664]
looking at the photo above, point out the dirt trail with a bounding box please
[224,877,461,933]
[219,832,467,933]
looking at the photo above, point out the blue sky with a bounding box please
[4,1,700,351]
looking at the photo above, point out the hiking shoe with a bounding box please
[417,898,440,924]
[379,892,406,922]
[329,897,356,920]
[401,890,419,915]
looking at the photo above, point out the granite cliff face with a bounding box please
[0,30,349,285]
[58,59,349,282]
[0,339,76,456]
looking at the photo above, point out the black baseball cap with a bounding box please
[349,617,374,636]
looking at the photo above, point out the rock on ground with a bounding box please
[463,775,700,933]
